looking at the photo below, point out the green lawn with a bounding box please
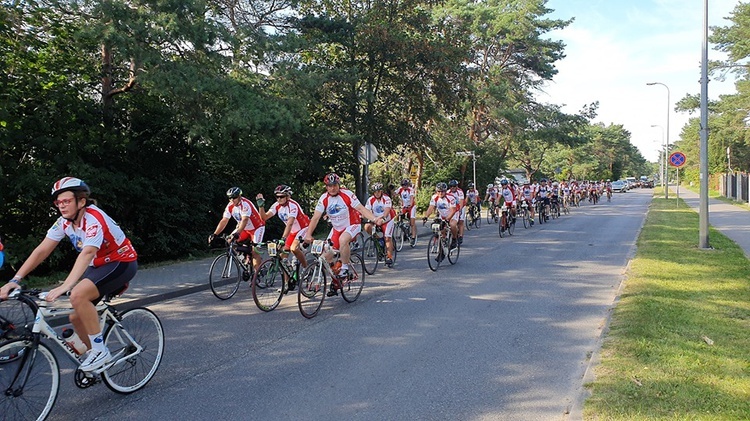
[584,196,750,419]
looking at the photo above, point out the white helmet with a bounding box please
[51,177,90,199]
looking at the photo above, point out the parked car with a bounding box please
[612,180,628,193]
[641,179,653,188]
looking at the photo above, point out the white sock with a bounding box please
[341,264,349,271]
[88,333,106,353]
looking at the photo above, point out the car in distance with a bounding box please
[612,180,628,193]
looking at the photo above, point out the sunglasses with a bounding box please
[276,195,287,199]
[53,198,76,207]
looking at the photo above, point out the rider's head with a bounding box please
[371,182,384,196]
[487,184,494,189]
[436,182,448,195]
[226,187,242,205]
[274,184,293,201]
[540,178,548,184]
[468,182,474,189]
[500,179,509,187]
[324,173,341,195]
[448,179,459,190]
[52,177,91,222]
[401,178,410,187]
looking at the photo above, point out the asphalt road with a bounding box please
[45,189,652,421]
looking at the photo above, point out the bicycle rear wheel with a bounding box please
[508,216,515,235]
[341,254,365,303]
[448,235,460,265]
[350,232,365,258]
[427,235,442,272]
[394,224,406,252]
[298,263,326,319]
[208,253,242,300]
[252,259,284,312]
[102,307,164,394]
[0,340,60,421]
[522,208,529,228]
[361,237,379,275]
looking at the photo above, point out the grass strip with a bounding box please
[584,196,750,420]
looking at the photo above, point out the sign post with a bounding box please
[669,151,686,202]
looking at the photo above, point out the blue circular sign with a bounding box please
[669,152,686,168]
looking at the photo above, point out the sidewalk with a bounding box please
[668,186,750,260]
[117,224,434,310]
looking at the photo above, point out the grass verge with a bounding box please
[584,196,750,419]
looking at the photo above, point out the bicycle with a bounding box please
[361,224,397,275]
[536,199,548,224]
[466,203,481,229]
[519,201,532,229]
[297,239,365,319]
[486,201,499,224]
[606,189,612,202]
[0,287,164,421]
[393,212,417,252]
[208,235,260,300]
[251,240,302,312]
[498,203,515,237]
[561,195,571,215]
[426,219,460,272]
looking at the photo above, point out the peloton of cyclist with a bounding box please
[364,182,397,267]
[209,187,266,271]
[257,184,311,275]
[395,178,417,245]
[0,177,138,372]
[304,173,384,295]
[423,182,459,249]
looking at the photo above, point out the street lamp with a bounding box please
[650,124,665,190]
[647,82,671,199]
[456,151,477,189]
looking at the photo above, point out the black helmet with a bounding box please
[468,182,474,188]
[274,184,293,196]
[51,177,90,199]
[401,178,410,186]
[436,182,448,192]
[448,179,459,187]
[226,187,242,199]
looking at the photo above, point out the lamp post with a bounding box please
[456,151,477,189]
[650,124,665,189]
[647,82,671,199]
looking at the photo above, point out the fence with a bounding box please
[719,172,749,203]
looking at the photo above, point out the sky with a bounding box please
[539,0,742,162]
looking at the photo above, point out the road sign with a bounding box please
[669,151,686,168]
[358,143,378,165]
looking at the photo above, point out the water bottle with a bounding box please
[62,328,87,356]
[332,261,342,274]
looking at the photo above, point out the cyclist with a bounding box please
[423,182,459,250]
[208,187,265,271]
[304,173,384,295]
[484,183,498,208]
[465,182,481,221]
[536,178,552,221]
[257,184,310,275]
[520,180,535,225]
[448,180,465,244]
[499,179,517,221]
[364,182,397,267]
[0,177,138,372]
[395,178,417,245]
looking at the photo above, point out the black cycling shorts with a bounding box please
[82,260,138,304]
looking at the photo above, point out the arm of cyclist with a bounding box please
[0,237,59,300]
[355,203,384,226]
[209,218,230,244]
[45,245,98,302]
[303,209,324,245]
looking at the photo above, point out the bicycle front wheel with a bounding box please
[208,253,242,300]
[0,340,60,421]
[350,232,365,258]
[522,209,529,228]
[102,307,165,394]
[252,259,284,312]
[448,237,460,265]
[427,235,442,272]
[298,263,326,319]
[361,237,379,275]
[341,254,365,303]
[395,225,406,252]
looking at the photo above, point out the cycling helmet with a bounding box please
[487,184,494,189]
[51,177,90,199]
[468,182,474,188]
[323,173,340,186]
[274,184,293,196]
[500,179,509,186]
[540,178,548,183]
[371,182,384,192]
[436,182,448,192]
[226,187,242,199]
[401,178,410,186]
[448,179,459,187]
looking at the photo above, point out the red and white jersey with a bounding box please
[500,186,515,203]
[396,186,416,208]
[46,205,137,267]
[429,193,457,219]
[267,198,310,233]
[486,187,498,199]
[224,197,265,231]
[449,188,465,208]
[365,194,396,220]
[521,185,534,200]
[315,188,362,230]
[466,188,480,204]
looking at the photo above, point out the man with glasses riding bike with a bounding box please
[447,180,466,244]
[0,177,138,372]
[423,182,459,249]
[257,184,311,274]
[395,178,417,245]
[364,182,397,267]
[304,173,384,294]
[209,187,266,271]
